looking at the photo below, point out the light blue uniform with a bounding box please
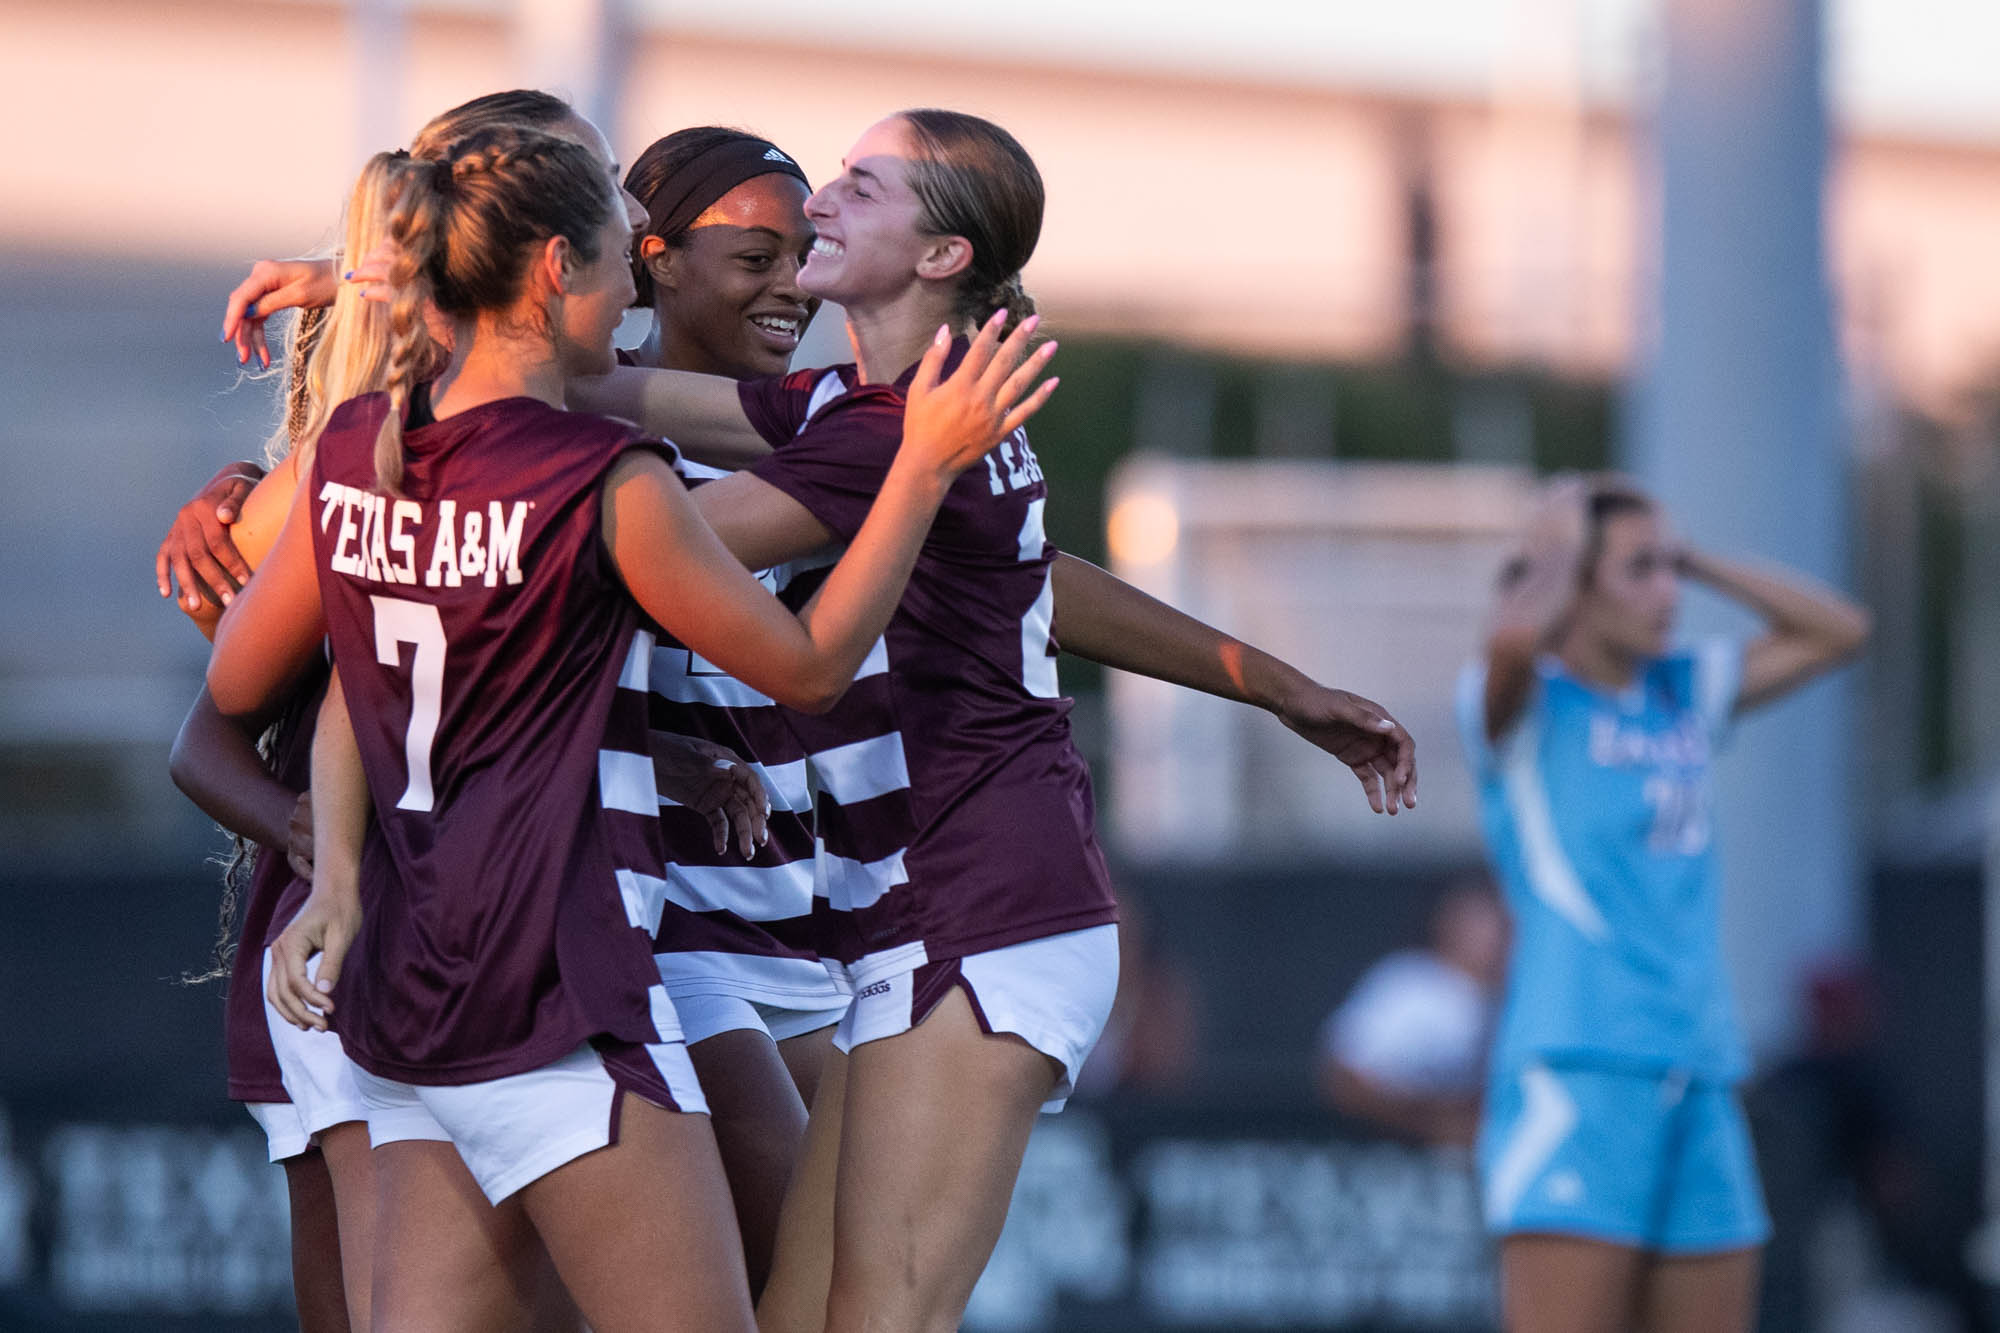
[1457,642,1769,1253]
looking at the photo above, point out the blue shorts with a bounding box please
[1478,1062,1769,1254]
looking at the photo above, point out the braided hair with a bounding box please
[371,126,615,493]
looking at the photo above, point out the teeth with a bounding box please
[811,238,843,257]
[751,316,801,336]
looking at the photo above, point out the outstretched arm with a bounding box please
[1481,476,1588,744]
[1050,554,1416,814]
[1679,548,1871,715]
[567,366,775,470]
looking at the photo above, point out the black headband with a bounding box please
[641,138,811,243]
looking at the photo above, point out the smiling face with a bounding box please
[652,173,818,379]
[798,116,938,309]
[1573,507,1681,663]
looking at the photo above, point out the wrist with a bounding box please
[884,451,955,505]
[1676,545,1718,581]
[1249,654,1315,716]
[310,863,361,903]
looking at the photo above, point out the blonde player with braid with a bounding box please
[165,90,613,1331]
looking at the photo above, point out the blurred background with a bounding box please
[3,0,1998,1327]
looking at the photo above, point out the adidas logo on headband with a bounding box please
[763,147,792,164]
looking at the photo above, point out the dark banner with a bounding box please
[968,1103,1495,1332]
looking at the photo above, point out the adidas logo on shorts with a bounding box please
[855,981,893,1000]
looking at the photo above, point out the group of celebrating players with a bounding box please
[155,84,1869,1333]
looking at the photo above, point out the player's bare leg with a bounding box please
[370,1140,564,1333]
[756,1046,848,1333]
[278,1148,349,1333]
[519,1095,755,1333]
[777,1024,837,1109]
[690,1029,812,1299]
[1637,1247,1760,1333]
[1501,1234,1644,1333]
[315,1120,374,1330]
[822,987,1056,1333]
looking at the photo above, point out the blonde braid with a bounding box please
[374,154,448,496]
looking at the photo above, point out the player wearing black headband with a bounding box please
[614,127,846,1299]
[623,128,818,381]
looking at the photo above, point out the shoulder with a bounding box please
[741,364,859,444]
[313,392,390,475]
[321,391,390,442]
[1652,637,1742,734]
[770,386,903,466]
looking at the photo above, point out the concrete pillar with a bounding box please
[1626,0,1857,1059]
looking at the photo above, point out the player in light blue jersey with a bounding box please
[1458,476,1869,1333]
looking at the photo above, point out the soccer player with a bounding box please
[611,127,848,1298]
[1459,474,1870,1333]
[165,89,598,1332]
[571,109,1418,1333]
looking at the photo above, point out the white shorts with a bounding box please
[353,1041,708,1204]
[670,991,848,1046]
[828,924,1120,1113]
[259,947,370,1159]
[244,1100,310,1164]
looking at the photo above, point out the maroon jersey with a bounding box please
[309,393,678,1085]
[741,346,1117,971]
[223,658,328,1103]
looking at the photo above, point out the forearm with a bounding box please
[567,366,773,469]
[169,687,296,848]
[308,671,368,903]
[1050,553,1299,709]
[788,459,952,706]
[1681,547,1870,648]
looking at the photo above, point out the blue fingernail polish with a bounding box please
[244,301,259,319]
[342,270,355,280]
[219,330,229,342]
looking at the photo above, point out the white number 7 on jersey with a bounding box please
[371,595,446,812]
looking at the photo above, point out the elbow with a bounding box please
[777,674,848,716]
[167,725,198,800]
[206,664,267,723]
[775,656,862,716]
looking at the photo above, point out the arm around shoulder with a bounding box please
[567,366,773,469]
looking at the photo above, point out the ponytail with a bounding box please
[373,153,449,495]
[986,273,1037,337]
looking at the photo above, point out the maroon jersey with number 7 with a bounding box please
[308,392,679,1086]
